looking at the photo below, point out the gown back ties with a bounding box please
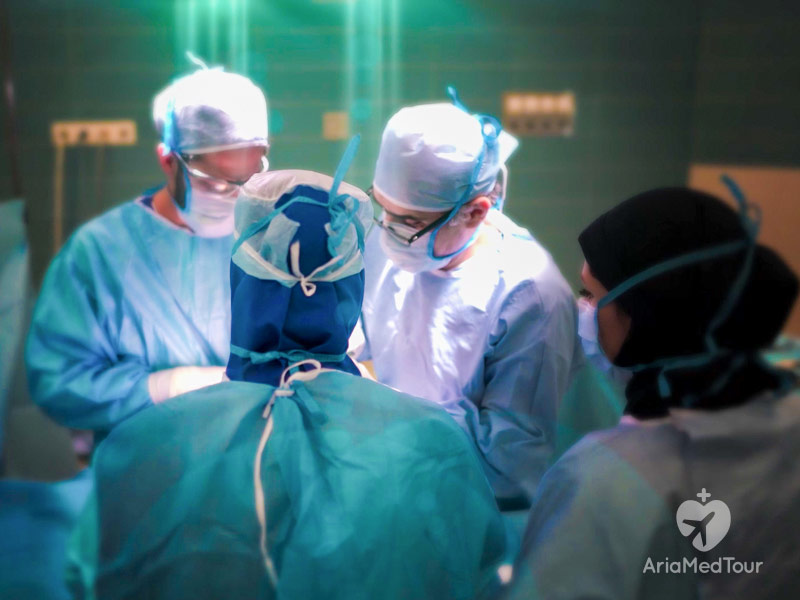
[254,358,329,590]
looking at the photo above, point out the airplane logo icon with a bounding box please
[681,511,716,548]
[676,489,731,552]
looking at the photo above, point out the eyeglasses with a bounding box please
[367,187,451,245]
[175,153,269,195]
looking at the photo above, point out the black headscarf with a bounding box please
[578,187,798,418]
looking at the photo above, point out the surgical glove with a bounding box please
[147,366,227,404]
[353,359,377,381]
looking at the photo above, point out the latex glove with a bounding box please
[147,366,226,404]
[353,359,377,381]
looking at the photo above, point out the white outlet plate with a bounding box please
[51,120,138,147]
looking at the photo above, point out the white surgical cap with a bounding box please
[152,68,268,155]
[373,103,518,212]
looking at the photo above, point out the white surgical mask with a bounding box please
[179,183,238,238]
[577,298,633,385]
[577,298,598,343]
[578,298,614,372]
[378,224,451,273]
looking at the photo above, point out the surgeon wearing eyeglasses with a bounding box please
[370,191,471,267]
[359,95,580,509]
[26,62,270,442]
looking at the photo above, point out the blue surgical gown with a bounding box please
[506,389,800,600]
[361,212,579,506]
[84,371,508,599]
[25,197,231,433]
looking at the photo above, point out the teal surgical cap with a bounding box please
[373,102,519,212]
[152,67,268,154]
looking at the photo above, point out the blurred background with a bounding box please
[1,0,799,327]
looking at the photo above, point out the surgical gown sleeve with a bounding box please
[26,235,152,431]
[470,281,576,506]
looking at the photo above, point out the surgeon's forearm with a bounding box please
[476,368,564,503]
[483,430,554,507]
[449,397,553,507]
[30,362,153,432]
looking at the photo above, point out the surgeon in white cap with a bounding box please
[359,90,579,508]
[26,59,269,440]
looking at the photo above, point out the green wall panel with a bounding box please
[1,0,797,288]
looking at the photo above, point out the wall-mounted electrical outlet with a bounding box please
[51,120,138,147]
[502,92,575,137]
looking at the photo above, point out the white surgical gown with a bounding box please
[361,211,579,506]
[507,389,800,600]
[26,196,231,433]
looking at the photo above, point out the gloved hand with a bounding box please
[147,366,227,404]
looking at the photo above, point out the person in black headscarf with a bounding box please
[503,185,800,600]
[578,186,797,418]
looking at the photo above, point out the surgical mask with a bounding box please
[178,171,238,237]
[577,298,598,345]
[577,298,617,374]
[379,222,454,273]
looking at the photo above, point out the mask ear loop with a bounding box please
[324,135,365,265]
[329,134,360,204]
[232,194,328,256]
[446,85,468,112]
[674,176,764,406]
[161,97,195,213]
[704,176,761,352]
[161,97,177,155]
[179,168,193,214]
[185,51,210,70]
[425,92,502,261]
[160,52,216,154]
[598,175,762,399]
[670,177,761,402]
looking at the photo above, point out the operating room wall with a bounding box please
[689,0,800,166]
[1,0,797,290]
